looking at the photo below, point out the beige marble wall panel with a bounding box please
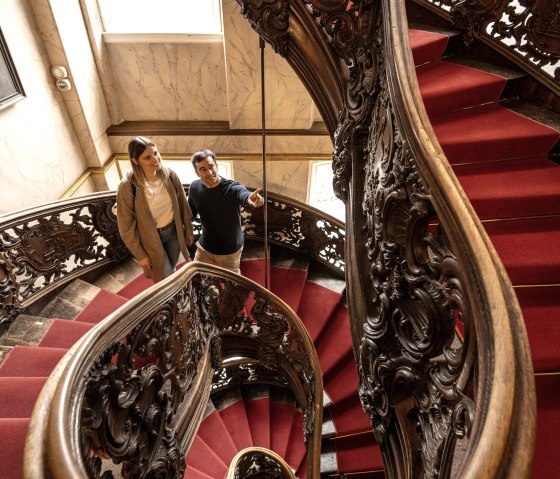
[222,0,315,130]
[1,103,86,213]
[109,135,332,156]
[233,160,310,203]
[72,176,97,198]
[0,0,90,213]
[107,42,229,122]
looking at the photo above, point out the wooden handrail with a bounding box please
[23,261,323,478]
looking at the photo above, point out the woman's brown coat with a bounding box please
[116,169,193,282]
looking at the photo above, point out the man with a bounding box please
[188,149,264,274]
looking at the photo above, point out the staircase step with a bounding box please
[531,374,560,479]
[328,395,372,437]
[297,281,343,342]
[334,432,383,474]
[0,377,47,418]
[195,409,239,467]
[116,274,153,299]
[244,395,271,449]
[315,304,352,375]
[409,29,449,66]
[185,435,229,478]
[270,401,297,459]
[0,346,67,377]
[0,314,54,348]
[484,216,560,285]
[417,60,505,116]
[240,258,268,288]
[284,409,307,471]
[38,279,101,320]
[94,257,143,293]
[270,266,308,312]
[38,319,95,348]
[431,103,560,164]
[74,289,129,324]
[216,391,254,451]
[323,352,360,405]
[0,418,29,479]
[516,286,560,373]
[454,157,560,219]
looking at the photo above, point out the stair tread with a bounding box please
[185,435,229,478]
[431,103,560,164]
[334,431,383,473]
[270,265,308,312]
[531,375,560,479]
[516,286,560,372]
[297,281,343,342]
[323,352,360,405]
[270,401,298,459]
[328,395,372,437]
[284,409,307,471]
[74,289,129,324]
[417,59,506,116]
[315,304,352,375]
[196,410,239,466]
[454,157,560,219]
[484,216,560,285]
[38,319,95,348]
[0,346,68,378]
[244,396,271,449]
[0,418,29,479]
[0,376,47,418]
[409,29,449,66]
[183,466,214,479]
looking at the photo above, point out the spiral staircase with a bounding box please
[1,1,560,477]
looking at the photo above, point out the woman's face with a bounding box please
[136,145,162,179]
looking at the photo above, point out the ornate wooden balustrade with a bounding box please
[411,0,560,97]
[236,0,536,477]
[0,190,344,336]
[23,262,323,478]
[226,447,296,479]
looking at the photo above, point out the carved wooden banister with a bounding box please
[226,447,296,479]
[0,190,345,336]
[411,0,560,98]
[23,262,323,478]
[235,0,536,477]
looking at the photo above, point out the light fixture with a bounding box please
[51,66,68,79]
[50,66,72,91]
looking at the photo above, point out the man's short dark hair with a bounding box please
[191,149,216,169]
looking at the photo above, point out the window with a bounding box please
[97,0,222,34]
[307,161,345,221]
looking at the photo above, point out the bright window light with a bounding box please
[307,161,345,221]
[98,0,222,34]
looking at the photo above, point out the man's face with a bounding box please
[195,156,220,188]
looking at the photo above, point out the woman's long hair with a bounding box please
[128,136,169,185]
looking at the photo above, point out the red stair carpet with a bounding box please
[411,26,560,479]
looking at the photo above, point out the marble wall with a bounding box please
[0,0,90,215]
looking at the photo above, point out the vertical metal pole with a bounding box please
[260,37,269,290]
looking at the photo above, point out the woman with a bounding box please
[117,136,194,282]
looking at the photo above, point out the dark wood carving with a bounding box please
[0,194,129,333]
[233,452,285,478]
[235,0,291,56]
[81,276,219,478]
[416,0,560,87]
[0,252,21,335]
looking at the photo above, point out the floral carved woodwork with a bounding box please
[418,0,560,83]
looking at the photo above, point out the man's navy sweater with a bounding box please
[188,177,251,255]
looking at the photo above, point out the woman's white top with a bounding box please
[144,178,174,228]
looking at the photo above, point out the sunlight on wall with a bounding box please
[97,0,222,34]
[307,161,345,221]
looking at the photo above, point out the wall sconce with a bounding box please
[51,65,72,92]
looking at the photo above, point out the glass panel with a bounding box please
[307,161,345,221]
[98,0,222,34]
